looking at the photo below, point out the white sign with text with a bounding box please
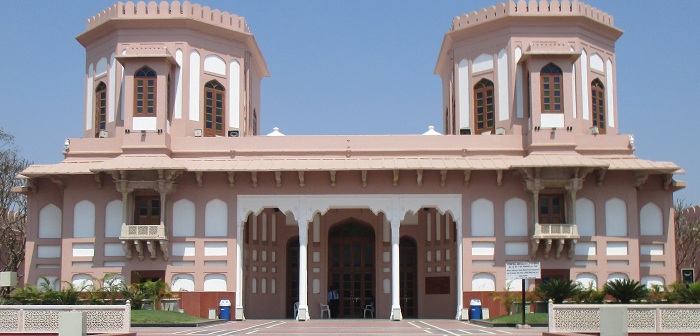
[505,262,541,280]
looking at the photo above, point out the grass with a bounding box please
[131,310,211,324]
[488,313,549,324]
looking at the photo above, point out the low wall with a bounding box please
[0,303,130,334]
[549,302,700,334]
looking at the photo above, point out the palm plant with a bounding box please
[604,279,648,303]
[490,282,519,315]
[534,278,581,304]
[670,282,700,303]
[573,283,606,303]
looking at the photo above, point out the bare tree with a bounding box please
[0,128,30,297]
[675,199,700,282]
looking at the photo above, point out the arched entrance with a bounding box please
[399,236,417,318]
[328,220,375,318]
[286,236,300,318]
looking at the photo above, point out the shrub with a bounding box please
[534,278,581,304]
[573,283,606,303]
[604,279,648,303]
[670,282,700,304]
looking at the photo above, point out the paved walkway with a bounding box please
[132,319,547,335]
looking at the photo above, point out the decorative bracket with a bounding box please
[94,173,103,189]
[596,168,606,186]
[50,176,66,191]
[251,172,258,188]
[298,171,305,188]
[195,172,203,188]
[416,169,423,187]
[634,172,649,190]
[228,171,235,188]
[440,170,447,187]
[361,170,367,188]
[275,171,282,187]
[393,170,399,187]
[496,170,503,187]
[463,170,471,188]
[663,174,673,191]
[330,171,336,187]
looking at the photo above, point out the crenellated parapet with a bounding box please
[86,1,250,34]
[451,0,614,32]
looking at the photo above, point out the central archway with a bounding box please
[328,220,375,318]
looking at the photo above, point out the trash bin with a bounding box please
[219,299,231,320]
[469,299,482,320]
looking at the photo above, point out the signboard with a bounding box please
[505,262,541,280]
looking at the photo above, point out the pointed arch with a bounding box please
[541,63,563,113]
[134,66,157,116]
[591,78,606,134]
[94,82,107,136]
[473,79,495,134]
[204,80,225,137]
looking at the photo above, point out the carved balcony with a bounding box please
[531,223,579,260]
[119,224,170,261]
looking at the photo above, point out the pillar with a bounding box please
[455,215,464,319]
[235,219,245,320]
[390,220,402,321]
[297,220,310,321]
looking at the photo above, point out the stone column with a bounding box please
[390,220,402,321]
[455,215,464,319]
[235,219,245,320]
[297,220,310,321]
[526,178,545,257]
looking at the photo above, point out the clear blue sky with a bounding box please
[1,1,699,203]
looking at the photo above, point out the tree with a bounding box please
[675,199,700,282]
[0,128,31,298]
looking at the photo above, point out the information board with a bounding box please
[505,262,541,280]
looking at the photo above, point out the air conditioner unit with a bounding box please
[459,128,472,135]
[194,129,203,137]
[228,130,239,137]
[495,127,506,135]
[98,130,109,138]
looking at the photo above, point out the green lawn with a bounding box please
[488,313,549,324]
[131,310,211,324]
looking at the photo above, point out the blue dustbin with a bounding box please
[469,299,482,320]
[219,299,231,320]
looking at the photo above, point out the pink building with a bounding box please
[18,0,684,320]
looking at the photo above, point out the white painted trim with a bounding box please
[514,47,523,119]
[458,59,470,128]
[497,49,509,121]
[85,64,94,130]
[189,50,201,121]
[108,53,116,122]
[174,49,183,119]
[606,59,615,127]
[580,49,589,120]
[571,63,577,119]
[230,60,241,128]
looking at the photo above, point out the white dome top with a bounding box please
[422,125,441,136]
[267,127,285,136]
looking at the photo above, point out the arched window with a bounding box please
[134,67,157,116]
[591,79,606,134]
[473,79,495,134]
[541,63,563,113]
[94,82,107,136]
[204,80,225,137]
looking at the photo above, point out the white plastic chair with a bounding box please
[363,302,375,318]
[293,302,299,319]
[320,303,331,318]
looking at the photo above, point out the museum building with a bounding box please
[18,0,684,320]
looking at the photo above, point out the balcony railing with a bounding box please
[119,224,169,261]
[533,223,580,240]
[531,223,579,260]
[119,224,167,240]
